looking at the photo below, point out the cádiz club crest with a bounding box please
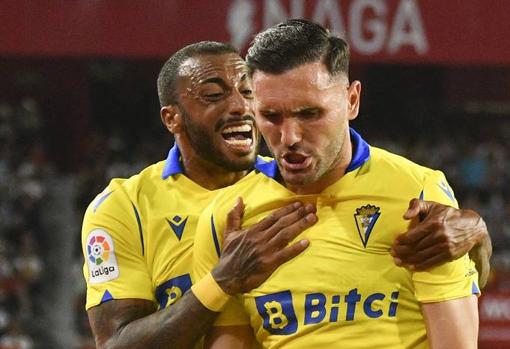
[354,204,381,248]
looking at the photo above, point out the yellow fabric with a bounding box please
[193,147,479,349]
[191,272,232,312]
[82,160,221,311]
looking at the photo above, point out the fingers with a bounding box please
[273,239,310,266]
[403,198,423,220]
[396,243,449,267]
[408,251,452,271]
[390,243,415,266]
[403,198,433,220]
[268,207,317,248]
[262,203,317,241]
[225,197,245,236]
[252,202,305,232]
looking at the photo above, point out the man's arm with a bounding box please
[422,296,478,349]
[88,200,317,349]
[391,199,492,287]
[89,296,217,349]
[204,325,254,349]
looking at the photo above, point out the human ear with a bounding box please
[347,80,361,121]
[160,105,183,134]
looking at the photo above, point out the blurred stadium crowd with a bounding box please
[0,99,49,349]
[1,82,509,348]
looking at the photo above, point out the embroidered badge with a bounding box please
[354,204,381,247]
[166,215,188,240]
[86,229,120,284]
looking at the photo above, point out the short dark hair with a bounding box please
[246,19,349,78]
[157,41,238,107]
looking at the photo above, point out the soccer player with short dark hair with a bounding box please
[194,20,481,349]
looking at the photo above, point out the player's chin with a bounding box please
[280,170,313,186]
[220,151,257,172]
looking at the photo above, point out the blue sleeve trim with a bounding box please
[132,203,145,256]
[210,215,221,258]
[471,281,480,295]
[100,289,114,304]
[162,143,184,179]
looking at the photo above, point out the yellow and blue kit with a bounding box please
[82,144,268,311]
[193,129,479,349]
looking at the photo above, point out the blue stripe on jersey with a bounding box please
[162,143,185,179]
[93,190,114,213]
[132,203,145,256]
[210,215,221,258]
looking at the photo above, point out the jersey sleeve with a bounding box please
[82,181,153,310]
[412,170,480,303]
[193,196,250,326]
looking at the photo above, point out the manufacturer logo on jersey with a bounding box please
[354,204,381,247]
[86,229,119,284]
[166,215,188,240]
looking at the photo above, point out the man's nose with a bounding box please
[228,89,251,116]
[280,118,302,147]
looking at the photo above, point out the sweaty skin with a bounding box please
[86,52,317,349]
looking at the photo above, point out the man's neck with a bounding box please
[182,155,248,190]
[284,137,353,195]
[284,164,347,195]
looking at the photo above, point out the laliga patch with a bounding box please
[86,229,119,284]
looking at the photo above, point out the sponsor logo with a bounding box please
[86,229,119,284]
[155,274,192,309]
[255,289,399,335]
[354,204,381,247]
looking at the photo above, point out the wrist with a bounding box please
[191,272,232,312]
[211,267,239,296]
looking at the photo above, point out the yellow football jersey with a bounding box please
[193,129,479,349]
[82,145,270,311]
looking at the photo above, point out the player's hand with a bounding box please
[391,199,492,287]
[212,197,317,295]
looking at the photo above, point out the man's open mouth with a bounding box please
[282,152,312,170]
[221,124,254,147]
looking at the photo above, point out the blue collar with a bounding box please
[161,143,279,180]
[254,128,371,179]
[161,143,184,179]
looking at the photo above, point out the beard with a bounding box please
[181,108,257,172]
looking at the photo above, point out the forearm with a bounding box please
[113,293,217,349]
[422,296,478,349]
[91,291,218,349]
